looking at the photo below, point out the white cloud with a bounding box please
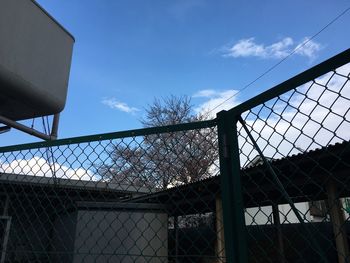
[239,63,350,166]
[224,37,321,59]
[192,89,217,98]
[193,89,240,118]
[225,38,267,58]
[294,37,322,58]
[102,98,139,114]
[268,37,294,58]
[0,157,94,181]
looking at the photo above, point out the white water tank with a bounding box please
[0,0,74,121]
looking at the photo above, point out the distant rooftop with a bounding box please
[0,173,150,195]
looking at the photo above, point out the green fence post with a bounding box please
[217,110,248,263]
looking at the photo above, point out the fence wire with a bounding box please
[0,125,221,263]
[237,61,350,263]
[0,49,349,263]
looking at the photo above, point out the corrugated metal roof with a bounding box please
[125,140,350,215]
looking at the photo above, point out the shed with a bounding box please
[0,174,167,262]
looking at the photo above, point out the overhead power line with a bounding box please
[207,6,350,115]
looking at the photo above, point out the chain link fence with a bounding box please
[0,49,349,262]
[226,49,350,263]
[0,122,222,263]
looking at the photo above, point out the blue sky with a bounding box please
[2,0,350,146]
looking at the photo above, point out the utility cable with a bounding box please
[207,6,350,115]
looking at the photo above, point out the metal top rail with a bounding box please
[1,48,349,153]
[0,119,217,153]
[228,48,350,116]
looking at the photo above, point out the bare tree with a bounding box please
[97,96,218,190]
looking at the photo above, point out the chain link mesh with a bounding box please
[238,62,350,262]
[0,51,350,263]
[0,126,221,262]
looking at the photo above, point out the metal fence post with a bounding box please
[217,110,248,263]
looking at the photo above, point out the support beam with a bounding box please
[50,113,60,138]
[0,126,11,134]
[174,216,179,263]
[326,180,349,263]
[217,110,248,263]
[272,204,286,263]
[0,115,54,140]
[238,116,327,262]
[216,195,226,262]
[0,195,11,263]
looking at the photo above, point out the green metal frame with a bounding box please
[229,48,350,116]
[216,48,350,263]
[217,111,248,263]
[0,48,350,263]
[1,49,349,154]
[238,116,328,263]
[0,119,216,153]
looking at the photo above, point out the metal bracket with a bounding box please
[0,114,59,140]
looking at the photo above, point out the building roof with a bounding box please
[126,141,350,216]
[0,172,150,196]
[0,141,348,215]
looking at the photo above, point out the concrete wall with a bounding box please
[72,210,168,263]
[51,211,77,263]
